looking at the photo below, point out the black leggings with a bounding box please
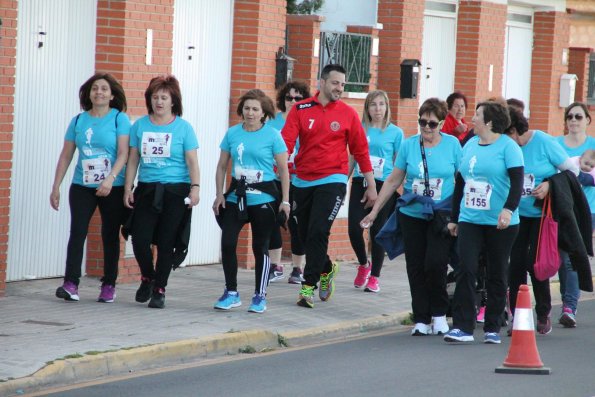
[220,201,277,295]
[398,211,452,324]
[453,222,519,334]
[269,182,304,256]
[348,178,396,276]
[508,216,551,320]
[65,184,126,286]
[131,188,188,290]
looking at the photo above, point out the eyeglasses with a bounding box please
[285,95,304,102]
[418,119,440,129]
[566,113,584,121]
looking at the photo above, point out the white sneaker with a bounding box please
[432,315,449,335]
[411,323,432,336]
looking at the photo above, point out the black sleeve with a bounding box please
[450,172,464,223]
[578,171,595,187]
[503,166,524,212]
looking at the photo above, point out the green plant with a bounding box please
[278,334,288,347]
[287,0,324,15]
[238,345,256,354]
[400,313,414,326]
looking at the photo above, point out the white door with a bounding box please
[503,8,533,117]
[419,2,457,105]
[172,0,234,265]
[8,0,97,281]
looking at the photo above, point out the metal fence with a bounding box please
[319,31,372,92]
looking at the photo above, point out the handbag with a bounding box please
[533,193,560,281]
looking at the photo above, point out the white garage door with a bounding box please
[503,7,533,117]
[8,0,97,281]
[172,0,234,265]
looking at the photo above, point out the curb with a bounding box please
[0,313,409,396]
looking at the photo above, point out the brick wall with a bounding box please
[455,1,507,115]
[87,0,175,282]
[0,0,18,296]
[377,0,424,137]
[287,14,324,90]
[567,47,595,136]
[568,47,591,102]
[530,11,570,136]
[231,0,286,269]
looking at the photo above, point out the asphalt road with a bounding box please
[32,301,595,397]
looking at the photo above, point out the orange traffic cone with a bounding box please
[495,284,551,375]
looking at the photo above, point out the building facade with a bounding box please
[0,0,587,296]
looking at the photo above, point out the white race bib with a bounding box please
[412,178,444,201]
[235,166,264,195]
[141,132,172,158]
[464,178,492,210]
[370,155,385,179]
[82,158,111,185]
[522,173,535,197]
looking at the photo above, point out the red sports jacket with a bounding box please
[282,92,372,181]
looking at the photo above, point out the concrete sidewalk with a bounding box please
[2,255,593,396]
[0,257,414,395]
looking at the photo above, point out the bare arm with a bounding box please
[212,150,230,215]
[360,167,405,228]
[97,135,129,197]
[274,152,290,220]
[185,149,201,207]
[123,147,140,209]
[50,141,76,210]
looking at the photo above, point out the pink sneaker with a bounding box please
[365,276,380,293]
[476,306,486,323]
[354,262,371,288]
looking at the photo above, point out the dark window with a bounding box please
[587,53,595,105]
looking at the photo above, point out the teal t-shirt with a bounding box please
[64,108,131,187]
[268,112,301,183]
[519,131,568,218]
[354,123,404,181]
[458,135,524,226]
[396,133,462,219]
[130,115,199,183]
[557,135,595,213]
[220,123,287,205]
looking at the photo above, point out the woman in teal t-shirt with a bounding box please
[124,75,201,310]
[445,101,523,345]
[51,73,130,304]
[348,90,403,293]
[555,102,595,328]
[213,89,290,314]
[505,105,577,336]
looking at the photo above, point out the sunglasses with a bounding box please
[566,113,584,121]
[418,119,440,129]
[285,95,304,102]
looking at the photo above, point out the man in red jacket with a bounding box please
[282,64,377,308]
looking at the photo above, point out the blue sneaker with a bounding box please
[214,290,241,310]
[248,294,267,313]
[443,328,474,343]
[484,332,501,344]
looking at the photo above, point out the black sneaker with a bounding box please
[148,288,165,309]
[268,264,284,283]
[135,277,153,303]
